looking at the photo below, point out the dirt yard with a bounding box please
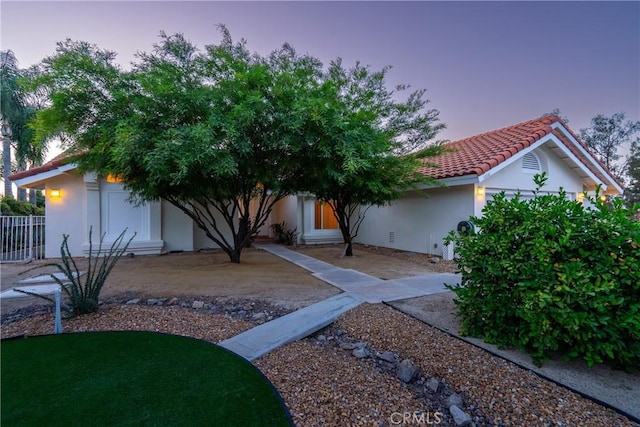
[0,243,455,314]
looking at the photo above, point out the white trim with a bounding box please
[476,135,606,191]
[415,175,479,190]
[81,239,164,256]
[543,134,606,190]
[550,122,624,194]
[12,163,78,189]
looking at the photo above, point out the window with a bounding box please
[314,201,339,230]
[522,152,541,173]
[106,174,123,183]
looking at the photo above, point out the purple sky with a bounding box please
[2,1,639,157]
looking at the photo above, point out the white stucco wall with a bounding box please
[270,196,302,240]
[355,185,475,256]
[44,173,87,258]
[161,202,194,252]
[475,145,585,215]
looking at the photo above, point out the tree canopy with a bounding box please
[625,139,640,208]
[305,60,446,256]
[31,28,446,262]
[1,50,47,200]
[578,112,640,182]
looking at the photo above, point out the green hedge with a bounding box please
[445,174,640,370]
[1,195,44,216]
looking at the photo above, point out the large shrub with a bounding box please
[445,174,640,370]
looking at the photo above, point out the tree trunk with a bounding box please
[2,136,12,198]
[16,160,27,201]
[345,240,353,257]
[229,248,242,263]
[29,189,37,205]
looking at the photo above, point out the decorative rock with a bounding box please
[426,377,440,393]
[449,405,472,427]
[352,347,370,358]
[316,334,327,342]
[166,297,179,306]
[397,359,420,383]
[236,310,247,317]
[339,342,357,350]
[354,342,367,349]
[251,312,267,321]
[334,329,346,336]
[377,351,396,363]
[192,301,205,309]
[430,257,441,264]
[444,393,464,409]
[125,298,140,305]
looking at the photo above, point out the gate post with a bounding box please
[27,215,33,260]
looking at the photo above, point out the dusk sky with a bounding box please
[2,1,639,160]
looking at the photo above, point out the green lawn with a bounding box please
[1,331,292,426]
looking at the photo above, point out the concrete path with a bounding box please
[219,243,458,360]
[219,293,362,361]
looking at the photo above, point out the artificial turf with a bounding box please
[1,331,292,426]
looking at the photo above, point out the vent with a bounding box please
[389,231,395,243]
[522,153,540,171]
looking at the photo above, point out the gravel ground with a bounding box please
[2,300,636,426]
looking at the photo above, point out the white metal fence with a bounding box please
[0,215,45,262]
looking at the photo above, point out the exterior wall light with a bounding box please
[476,187,485,197]
[600,195,607,202]
[576,193,585,203]
[49,189,61,199]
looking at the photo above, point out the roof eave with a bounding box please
[550,123,624,194]
[12,163,79,190]
[415,174,479,190]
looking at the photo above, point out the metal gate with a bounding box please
[0,215,45,262]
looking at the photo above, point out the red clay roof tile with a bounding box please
[419,115,558,179]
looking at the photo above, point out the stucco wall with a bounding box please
[481,145,583,194]
[270,196,300,238]
[161,202,194,252]
[355,185,475,256]
[44,173,87,257]
[475,145,585,215]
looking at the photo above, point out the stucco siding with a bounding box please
[161,202,194,252]
[270,196,299,236]
[481,145,583,194]
[355,185,474,256]
[44,174,86,257]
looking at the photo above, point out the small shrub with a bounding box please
[270,221,299,246]
[24,227,134,316]
[1,195,44,216]
[445,173,640,370]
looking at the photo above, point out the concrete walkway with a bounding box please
[219,243,458,360]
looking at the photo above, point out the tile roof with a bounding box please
[419,116,557,179]
[418,115,624,192]
[8,150,83,182]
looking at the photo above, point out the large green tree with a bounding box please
[0,50,47,202]
[306,60,446,256]
[579,112,640,182]
[625,139,640,208]
[31,30,338,263]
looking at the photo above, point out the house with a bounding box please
[9,115,623,259]
[359,115,624,257]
